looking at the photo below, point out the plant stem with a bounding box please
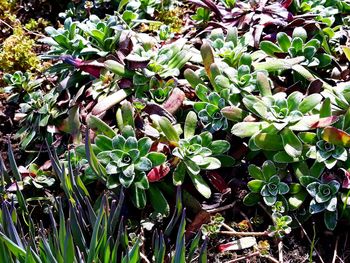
[294,217,325,263]
[207,202,236,213]
[225,251,260,263]
[222,222,235,232]
[278,239,284,263]
[219,230,268,237]
[331,236,339,263]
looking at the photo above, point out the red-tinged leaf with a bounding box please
[280,0,294,8]
[310,116,339,129]
[341,169,350,189]
[206,171,230,194]
[150,142,171,155]
[18,166,30,177]
[79,64,103,78]
[218,237,257,252]
[186,210,210,239]
[162,88,186,114]
[60,55,104,78]
[322,127,350,147]
[147,164,170,182]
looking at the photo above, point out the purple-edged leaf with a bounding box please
[340,168,350,189]
[124,55,150,70]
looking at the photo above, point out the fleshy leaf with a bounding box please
[322,127,350,147]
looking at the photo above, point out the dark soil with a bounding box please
[0,93,21,167]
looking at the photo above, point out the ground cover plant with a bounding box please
[1,0,350,262]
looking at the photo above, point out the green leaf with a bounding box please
[187,231,201,261]
[263,195,277,206]
[137,137,152,156]
[256,72,272,96]
[324,210,337,230]
[210,140,230,154]
[131,186,147,208]
[248,165,264,180]
[215,155,235,167]
[87,202,105,263]
[253,56,305,72]
[173,161,186,185]
[7,140,21,181]
[149,184,170,216]
[201,157,221,170]
[231,122,269,138]
[342,46,350,61]
[254,133,284,151]
[117,101,134,130]
[95,135,113,151]
[298,132,317,144]
[188,172,211,198]
[262,161,276,180]
[298,94,322,114]
[159,117,180,143]
[122,239,140,263]
[198,239,208,263]
[135,157,152,171]
[277,32,291,52]
[299,176,318,187]
[184,111,197,140]
[247,180,264,193]
[289,190,308,210]
[184,68,205,89]
[316,54,332,68]
[243,193,260,206]
[146,152,166,167]
[292,27,307,42]
[221,106,247,122]
[172,211,186,263]
[0,232,26,259]
[281,128,303,158]
[260,41,283,56]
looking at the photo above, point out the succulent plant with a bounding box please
[14,90,66,149]
[194,88,229,132]
[231,91,326,162]
[267,211,292,238]
[93,125,166,208]
[2,71,43,101]
[300,174,340,230]
[260,27,332,68]
[42,16,124,58]
[191,7,211,23]
[208,27,251,68]
[214,60,262,95]
[306,137,348,169]
[244,161,289,207]
[158,111,233,198]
